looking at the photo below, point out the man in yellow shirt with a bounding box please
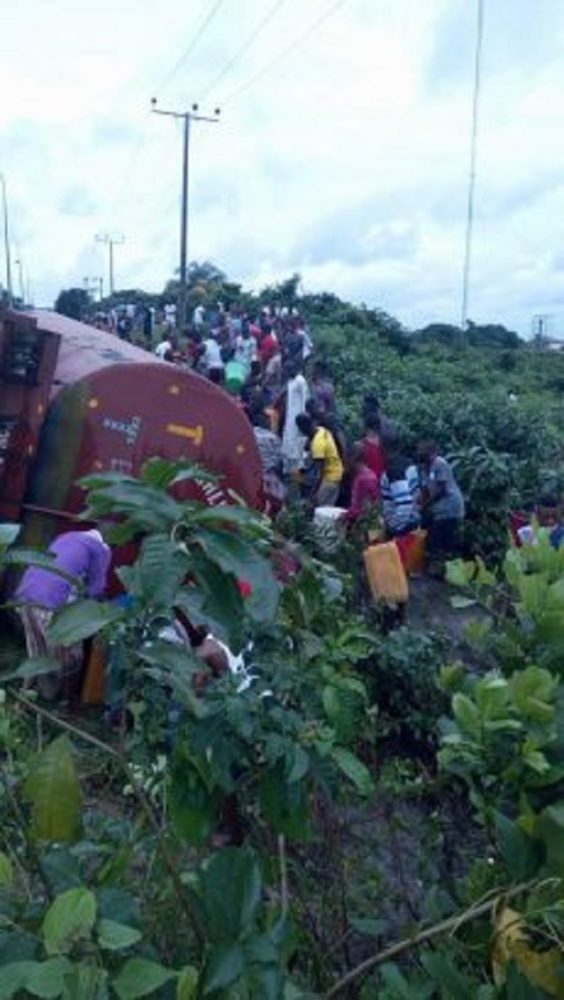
[296,413,344,506]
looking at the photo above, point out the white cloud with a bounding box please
[1,0,563,333]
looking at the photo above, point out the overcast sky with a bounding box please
[1,0,563,334]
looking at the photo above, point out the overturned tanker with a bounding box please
[0,308,262,547]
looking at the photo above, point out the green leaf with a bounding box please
[183,550,245,650]
[350,917,388,937]
[331,747,375,796]
[60,961,109,999]
[287,745,310,784]
[48,600,124,646]
[260,766,310,839]
[0,851,13,886]
[452,692,481,737]
[509,666,557,723]
[4,549,80,588]
[26,958,73,998]
[140,457,215,490]
[113,959,176,999]
[537,801,564,876]
[176,967,199,1000]
[42,888,97,956]
[445,559,475,588]
[475,676,509,719]
[169,759,219,845]
[495,813,543,879]
[5,656,60,682]
[194,526,279,625]
[134,534,188,607]
[450,595,477,609]
[420,949,475,999]
[201,847,261,943]
[202,942,244,995]
[97,888,140,926]
[24,736,81,842]
[0,523,20,549]
[97,919,141,951]
[0,961,39,1000]
[517,572,549,616]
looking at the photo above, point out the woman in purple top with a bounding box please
[15,529,111,699]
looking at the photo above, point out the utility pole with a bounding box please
[0,174,13,303]
[151,99,220,330]
[460,0,485,333]
[96,233,124,296]
[14,258,25,301]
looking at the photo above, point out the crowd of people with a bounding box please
[12,301,467,705]
[149,300,466,570]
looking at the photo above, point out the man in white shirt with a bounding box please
[155,335,175,361]
[193,303,205,328]
[164,303,177,329]
[234,327,257,371]
[201,334,224,377]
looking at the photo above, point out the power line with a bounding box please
[220,0,348,105]
[460,0,485,331]
[198,0,287,101]
[107,0,225,222]
[155,0,227,99]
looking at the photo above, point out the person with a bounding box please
[201,332,225,381]
[362,393,394,437]
[234,325,258,371]
[259,324,279,367]
[280,362,309,475]
[15,529,111,699]
[345,444,380,521]
[305,399,347,464]
[360,413,386,480]
[417,440,465,560]
[164,302,177,329]
[296,317,314,361]
[117,311,132,341]
[283,323,304,365]
[143,306,154,343]
[296,413,344,507]
[250,404,286,513]
[263,349,282,399]
[193,302,205,329]
[311,361,336,415]
[155,333,175,361]
[380,436,420,538]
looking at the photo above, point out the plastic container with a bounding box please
[314,506,347,554]
[396,529,427,575]
[81,642,106,705]
[225,360,246,395]
[363,541,409,604]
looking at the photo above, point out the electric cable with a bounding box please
[155,0,227,99]
[219,0,348,105]
[198,0,287,101]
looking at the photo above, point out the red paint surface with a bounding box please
[1,310,263,537]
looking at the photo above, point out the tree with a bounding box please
[54,287,91,321]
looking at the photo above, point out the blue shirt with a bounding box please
[380,464,420,534]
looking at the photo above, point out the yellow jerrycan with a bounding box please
[363,541,409,604]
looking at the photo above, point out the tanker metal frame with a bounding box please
[0,308,263,549]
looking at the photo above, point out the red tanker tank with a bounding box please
[0,309,262,547]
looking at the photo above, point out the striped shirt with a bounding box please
[380,465,420,535]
